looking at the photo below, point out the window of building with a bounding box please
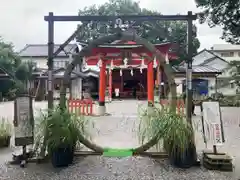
[230,83,235,89]
[221,52,234,57]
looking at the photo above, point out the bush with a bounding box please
[137,105,195,166]
[210,93,240,107]
[34,106,94,157]
[0,118,12,147]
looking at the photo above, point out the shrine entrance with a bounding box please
[83,41,177,114]
[44,11,196,154]
[123,80,139,98]
[59,30,178,153]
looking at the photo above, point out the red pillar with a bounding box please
[156,65,160,86]
[120,69,123,93]
[147,60,154,106]
[108,69,112,101]
[99,60,106,106]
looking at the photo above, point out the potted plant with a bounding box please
[0,118,12,148]
[162,111,196,168]
[137,105,196,168]
[34,107,92,167]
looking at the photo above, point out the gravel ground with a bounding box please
[0,100,239,180]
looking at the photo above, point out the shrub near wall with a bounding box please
[195,93,240,107]
[178,93,240,107]
[217,95,240,107]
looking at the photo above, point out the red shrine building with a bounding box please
[17,41,221,115]
[83,40,177,114]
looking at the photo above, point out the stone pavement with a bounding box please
[0,100,238,180]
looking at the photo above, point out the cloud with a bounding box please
[0,0,228,51]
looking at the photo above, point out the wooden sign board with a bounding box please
[200,101,225,146]
[14,95,34,146]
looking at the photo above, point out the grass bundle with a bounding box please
[137,105,194,157]
[34,106,94,156]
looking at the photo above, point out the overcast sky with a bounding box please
[0,0,228,52]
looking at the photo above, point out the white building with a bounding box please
[191,48,237,95]
[210,44,240,95]
[212,44,240,62]
[18,44,98,100]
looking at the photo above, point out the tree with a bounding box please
[77,0,200,63]
[228,60,240,92]
[0,38,20,73]
[0,38,21,98]
[15,61,35,90]
[195,0,240,44]
[0,37,34,99]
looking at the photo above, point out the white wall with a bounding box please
[22,57,70,69]
[214,51,240,62]
[217,86,236,96]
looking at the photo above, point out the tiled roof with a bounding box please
[199,49,229,65]
[173,65,221,74]
[18,44,79,57]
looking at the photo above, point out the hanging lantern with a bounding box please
[140,68,143,74]
[165,53,169,64]
[97,58,102,67]
[123,58,128,67]
[130,69,133,76]
[120,69,122,76]
[153,56,157,68]
[110,60,114,70]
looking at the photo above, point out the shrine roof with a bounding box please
[97,42,174,49]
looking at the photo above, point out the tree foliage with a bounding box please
[0,38,21,73]
[195,0,240,44]
[0,37,33,99]
[228,60,240,92]
[77,0,200,63]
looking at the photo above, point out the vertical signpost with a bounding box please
[14,95,34,167]
[201,101,225,152]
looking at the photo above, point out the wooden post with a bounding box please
[147,61,154,106]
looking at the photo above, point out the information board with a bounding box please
[14,96,34,146]
[201,101,225,146]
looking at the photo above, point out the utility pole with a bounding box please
[186,11,193,125]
